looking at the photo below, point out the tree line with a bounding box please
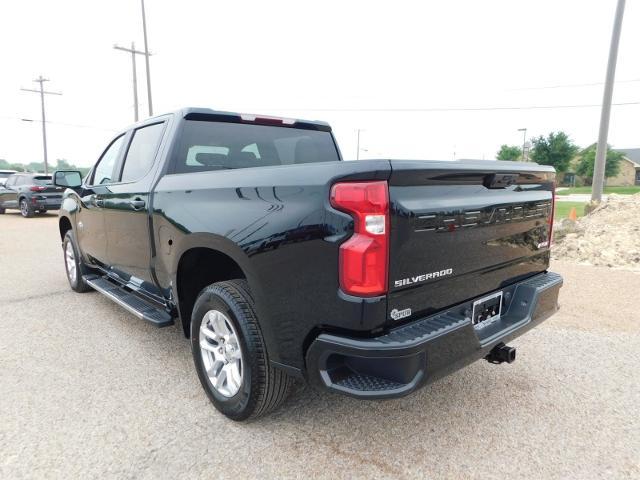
[496,132,623,183]
[0,159,91,177]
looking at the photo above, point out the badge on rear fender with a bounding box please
[390,308,412,321]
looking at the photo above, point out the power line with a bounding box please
[1,115,118,132]
[509,78,640,91]
[270,101,640,113]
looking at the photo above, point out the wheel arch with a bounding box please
[59,215,73,241]
[172,234,261,338]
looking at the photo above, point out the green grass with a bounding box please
[554,201,587,219]
[556,186,640,195]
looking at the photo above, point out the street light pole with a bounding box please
[356,129,361,160]
[140,0,153,116]
[592,0,626,203]
[20,76,62,174]
[518,128,527,161]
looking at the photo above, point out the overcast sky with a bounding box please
[1,0,639,167]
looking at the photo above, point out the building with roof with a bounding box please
[610,148,640,186]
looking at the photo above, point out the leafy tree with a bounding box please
[0,159,25,172]
[0,158,88,175]
[529,132,578,173]
[26,161,45,172]
[575,144,622,183]
[496,145,522,161]
[56,158,72,169]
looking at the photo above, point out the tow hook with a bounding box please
[485,343,516,364]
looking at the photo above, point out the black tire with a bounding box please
[0,207,5,214]
[19,198,34,218]
[191,279,293,421]
[62,231,92,293]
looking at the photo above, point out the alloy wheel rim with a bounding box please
[199,309,243,397]
[65,241,77,284]
[20,201,27,216]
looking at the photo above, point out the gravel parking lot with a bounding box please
[1,212,638,479]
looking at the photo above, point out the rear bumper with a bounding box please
[305,271,562,399]
[31,197,61,209]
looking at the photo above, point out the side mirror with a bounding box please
[54,170,83,189]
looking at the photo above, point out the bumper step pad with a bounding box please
[334,372,404,392]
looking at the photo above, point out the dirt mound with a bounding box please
[552,194,640,271]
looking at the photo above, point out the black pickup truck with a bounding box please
[55,108,562,420]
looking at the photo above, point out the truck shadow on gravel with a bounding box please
[92,291,539,436]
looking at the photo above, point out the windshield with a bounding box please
[173,121,340,174]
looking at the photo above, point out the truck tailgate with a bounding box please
[387,160,555,322]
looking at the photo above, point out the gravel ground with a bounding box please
[1,212,639,479]
[553,194,640,271]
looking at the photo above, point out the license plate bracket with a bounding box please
[472,291,503,329]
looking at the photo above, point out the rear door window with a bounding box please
[120,123,165,182]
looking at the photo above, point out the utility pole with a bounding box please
[356,129,361,160]
[20,76,62,174]
[518,128,527,161]
[140,0,153,116]
[114,42,148,121]
[592,0,626,203]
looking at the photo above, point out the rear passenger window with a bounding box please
[120,123,165,182]
[173,120,340,174]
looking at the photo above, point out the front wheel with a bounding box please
[191,279,293,421]
[63,231,92,293]
[20,199,34,218]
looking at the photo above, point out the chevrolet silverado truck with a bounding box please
[55,108,562,420]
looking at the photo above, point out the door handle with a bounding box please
[130,198,146,210]
[92,195,104,207]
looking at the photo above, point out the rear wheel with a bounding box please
[20,199,34,218]
[63,231,92,293]
[191,279,293,421]
[0,207,5,214]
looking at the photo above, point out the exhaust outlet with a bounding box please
[485,343,516,364]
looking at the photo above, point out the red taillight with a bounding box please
[30,186,46,192]
[330,181,389,297]
[549,182,556,245]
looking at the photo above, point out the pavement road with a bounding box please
[1,212,639,479]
